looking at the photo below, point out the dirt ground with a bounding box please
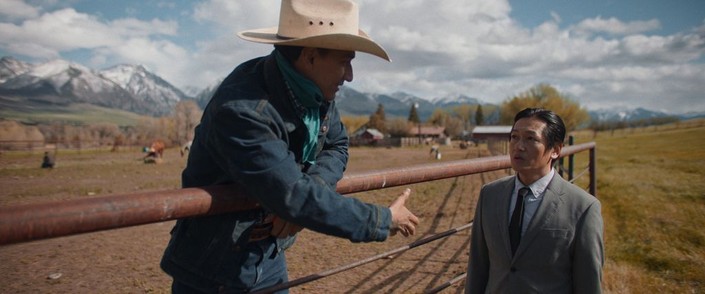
[0,144,507,293]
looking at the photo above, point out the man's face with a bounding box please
[296,48,355,101]
[509,117,560,183]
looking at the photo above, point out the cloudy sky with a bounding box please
[1,0,704,114]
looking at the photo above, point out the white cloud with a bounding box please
[0,0,39,21]
[129,0,705,114]
[0,9,115,56]
[1,0,704,114]
[193,1,277,30]
[110,18,178,37]
[0,8,179,58]
[574,16,661,36]
[342,1,705,114]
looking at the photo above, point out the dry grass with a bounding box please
[1,121,703,293]
[572,120,705,293]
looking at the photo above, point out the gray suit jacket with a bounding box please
[466,174,604,294]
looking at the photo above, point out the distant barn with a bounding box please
[471,126,512,155]
[352,128,385,145]
[409,126,449,145]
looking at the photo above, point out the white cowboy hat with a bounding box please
[237,0,390,61]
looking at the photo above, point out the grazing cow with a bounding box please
[143,139,166,164]
[429,144,441,160]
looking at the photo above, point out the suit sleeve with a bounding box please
[466,187,490,294]
[573,200,604,294]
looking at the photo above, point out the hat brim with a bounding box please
[237,27,390,61]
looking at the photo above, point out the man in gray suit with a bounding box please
[466,108,604,293]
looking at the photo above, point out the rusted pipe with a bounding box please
[0,185,259,246]
[336,154,511,194]
[0,142,596,246]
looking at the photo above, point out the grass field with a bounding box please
[0,120,703,293]
[0,101,147,126]
[572,120,705,293]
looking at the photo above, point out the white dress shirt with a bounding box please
[509,169,556,235]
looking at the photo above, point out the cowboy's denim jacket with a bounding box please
[161,52,391,286]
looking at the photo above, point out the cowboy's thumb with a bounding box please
[392,188,411,207]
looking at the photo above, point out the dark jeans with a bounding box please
[171,239,289,294]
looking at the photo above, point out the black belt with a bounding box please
[248,222,273,242]
[247,213,275,242]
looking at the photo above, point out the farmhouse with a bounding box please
[359,128,384,142]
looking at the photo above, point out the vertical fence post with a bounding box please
[589,146,596,197]
[568,136,574,181]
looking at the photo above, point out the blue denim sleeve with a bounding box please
[207,100,390,243]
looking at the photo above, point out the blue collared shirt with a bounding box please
[509,168,555,235]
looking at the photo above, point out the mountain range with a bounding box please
[1,56,700,125]
[0,56,188,117]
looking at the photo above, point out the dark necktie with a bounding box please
[509,187,531,256]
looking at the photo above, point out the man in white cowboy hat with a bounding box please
[160,0,419,293]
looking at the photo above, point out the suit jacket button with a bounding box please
[510,267,517,272]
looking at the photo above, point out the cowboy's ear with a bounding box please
[299,47,317,65]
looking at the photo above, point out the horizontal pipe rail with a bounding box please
[0,142,595,246]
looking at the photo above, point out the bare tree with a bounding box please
[386,118,412,137]
[173,100,201,145]
[368,103,387,133]
[444,116,464,138]
[428,108,448,126]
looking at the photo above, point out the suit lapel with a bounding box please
[513,174,565,259]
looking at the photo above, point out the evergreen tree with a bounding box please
[408,103,420,124]
[475,104,484,126]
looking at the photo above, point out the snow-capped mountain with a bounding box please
[431,94,481,106]
[100,64,189,115]
[680,111,705,120]
[1,55,694,125]
[334,86,493,122]
[191,80,221,109]
[0,56,190,116]
[588,107,674,122]
[0,57,32,83]
[0,58,149,114]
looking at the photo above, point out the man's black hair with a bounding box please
[512,108,566,150]
[274,45,304,63]
[274,45,331,64]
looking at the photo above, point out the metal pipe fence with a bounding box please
[0,142,597,291]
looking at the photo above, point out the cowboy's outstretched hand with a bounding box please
[389,188,420,237]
